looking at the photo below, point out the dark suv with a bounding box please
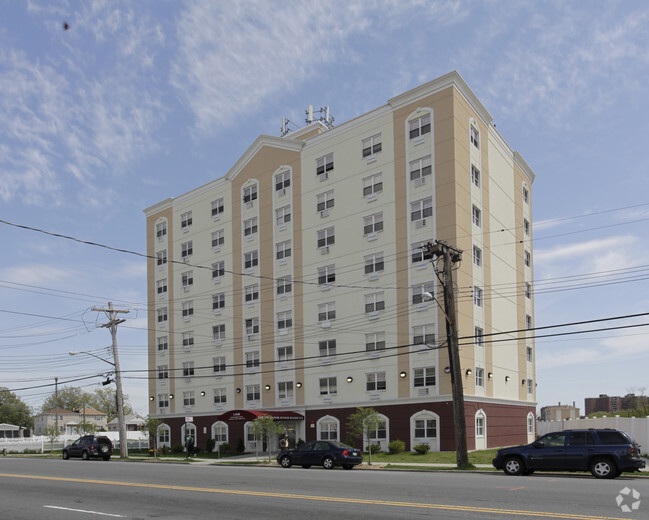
[493,429,645,478]
[62,435,113,461]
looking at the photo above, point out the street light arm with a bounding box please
[69,350,115,367]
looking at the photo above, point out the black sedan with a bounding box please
[277,440,362,470]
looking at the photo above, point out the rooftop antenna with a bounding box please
[280,117,299,137]
[305,105,335,129]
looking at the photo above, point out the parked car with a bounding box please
[62,435,113,461]
[493,429,645,479]
[277,440,362,470]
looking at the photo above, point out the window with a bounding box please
[278,381,294,399]
[156,221,167,239]
[318,264,335,285]
[317,190,335,212]
[182,361,194,378]
[414,367,435,387]
[181,271,193,289]
[276,240,292,260]
[363,173,383,196]
[318,302,336,322]
[157,336,168,351]
[472,205,481,227]
[526,346,533,362]
[181,211,193,229]
[411,198,433,222]
[316,153,334,178]
[245,318,259,336]
[181,240,193,259]
[523,186,529,204]
[415,418,437,438]
[412,282,435,304]
[157,279,167,295]
[473,245,482,267]
[156,250,167,266]
[212,260,225,279]
[366,371,386,391]
[158,394,169,409]
[277,310,293,330]
[209,230,224,249]
[213,324,226,341]
[363,212,383,234]
[524,250,531,267]
[245,284,259,303]
[182,301,194,318]
[365,292,385,313]
[213,356,226,373]
[369,420,387,440]
[317,227,335,248]
[409,114,431,139]
[245,351,260,368]
[475,368,485,387]
[526,314,532,330]
[413,324,435,345]
[244,217,258,236]
[475,327,484,347]
[471,165,480,188]
[476,415,485,437]
[410,156,432,180]
[319,377,337,395]
[365,332,385,351]
[470,125,480,148]
[246,384,260,401]
[319,420,338,440]
[277,345,293,362]
[411,242,428,263]
[243,185,258,204]
[277,276,292,295]
[157,307,167,323]
[182,331,194,348]
[319,339,336,357]
[212,292,225,310]
[364,253,384,274]
[211,198,224,217]
[524,219,530,236]
[276,206,291,226]
[214,388,227,404]
[362,134,382,157]
[276,171,290,191]
[525,282,532,299]
[157,365,168,380]
[183,391,195,408]
[473,286,483,307]
[527,379,534,394]
[244,250,258,269]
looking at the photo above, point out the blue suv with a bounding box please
[493,429,645,479]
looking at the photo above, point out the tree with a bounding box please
[249,415,285,462]
[0,387,33,429]
[44,425,59,453]
[86,387,133,423]
[142,416,163,458]
[41,386,91,413]
[347,407,382,465]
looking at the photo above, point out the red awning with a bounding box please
[218,409,304,422]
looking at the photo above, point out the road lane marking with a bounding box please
[0,473,630,520]
[44,505,124,517]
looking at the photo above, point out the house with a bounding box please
[33,408,107,436]
[107,413,146,432]
[144,71,536,454]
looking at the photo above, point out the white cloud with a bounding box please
[534,235,636,264]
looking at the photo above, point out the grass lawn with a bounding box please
[364,449,499,465]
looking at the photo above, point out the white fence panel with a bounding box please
[0,431,150,454]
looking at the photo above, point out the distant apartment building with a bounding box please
[144,71,536,454]
[585,393,649,416]
[540,403,580,421]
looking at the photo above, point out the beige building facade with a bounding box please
[144,71,536,453]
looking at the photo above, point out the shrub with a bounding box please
[296,438,304,448]
[236,437,245,453]
[206,438,216,453]
[388,439,405,454]
[171,443,184,454]
[218,442,231,454]
[413,443,430,454]
[368,444,382,454]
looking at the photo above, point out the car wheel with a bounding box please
[81,451,90,461]
[590,457,617,479]
[322,456,335,470]
[301,464,311,469]
[503,456,524,476]
[342,465,354,470]
[62,450,70,460]
[279,455,292,468]
[103,456,111,461]
[101,446,109,454]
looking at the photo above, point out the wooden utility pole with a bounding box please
[426,241,469,468]
[92,302,129,458]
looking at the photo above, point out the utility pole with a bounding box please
[425,241,469,468]
[54,377,59,437]
[92,302,129,458]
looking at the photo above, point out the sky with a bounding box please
[2,0,649,419]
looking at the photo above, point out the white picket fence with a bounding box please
[0,431,149,454]
[537,416,649,454]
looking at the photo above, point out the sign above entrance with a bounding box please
[217,409,304,422]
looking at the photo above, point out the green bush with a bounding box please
[218,442,231,454]
[413,443,430,454]
[368,444,382,454]
[388,439,405,454]
[206,438,216,453]
[296,438,304,448]
[236,437,245,453]
[171,443,184,454]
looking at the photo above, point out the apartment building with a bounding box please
[144,71,536,453]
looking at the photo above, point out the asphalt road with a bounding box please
[0,458,646,520]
